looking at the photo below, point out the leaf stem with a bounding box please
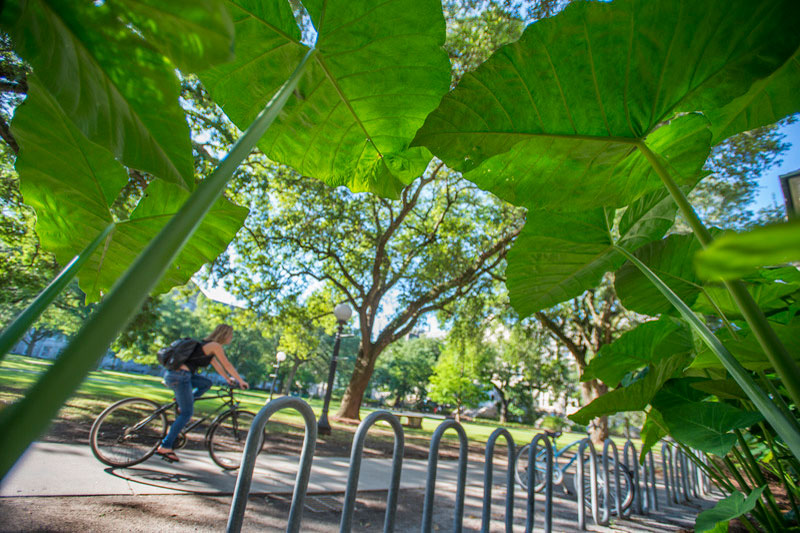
[637,141,800,408]
[614,244,800,462]
[0,49,315,480]
[0,222,115,360]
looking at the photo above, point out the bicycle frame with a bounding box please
[149,387,241,443]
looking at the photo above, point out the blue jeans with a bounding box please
[161,370,212,449]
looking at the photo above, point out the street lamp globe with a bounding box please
[333,303,352,323]
[276,351,287,362]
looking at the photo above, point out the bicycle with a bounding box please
[89,385,263,470]
[515,430,634,515]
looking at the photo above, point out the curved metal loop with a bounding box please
[601,439,621,523]
[575,438,601,529]
[227,397,317,533]
[622,440,640,516]
[340,410,405,533]
[526,433,553,533]
[677,448,690,502]
[481,428,515,533]
[421,419,468,533]
[661,442,674,504]
[640,449,658,513]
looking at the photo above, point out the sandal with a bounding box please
[156,449,180,463]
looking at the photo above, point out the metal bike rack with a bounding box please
[226,397,317,533]
[661,441,675,504]
[640,449,658,513]
[622,439,640,516]
[575,438,601,529]
[600,439,622,523]
[481,428,515,533]
[340,411,404,533]
[526,433,553,533]
[421,419,468,533]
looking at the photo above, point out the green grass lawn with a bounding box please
[1,353,628,451]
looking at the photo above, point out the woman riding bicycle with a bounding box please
[156,324,249,462]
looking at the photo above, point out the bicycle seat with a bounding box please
[544,430,561,439]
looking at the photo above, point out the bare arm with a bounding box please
[204,343,249,389]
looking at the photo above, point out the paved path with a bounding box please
[1,442,718,531]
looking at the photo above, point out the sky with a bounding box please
[753,120,800,212]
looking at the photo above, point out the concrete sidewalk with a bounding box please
[1,442,718,532]
[0,442,492,497]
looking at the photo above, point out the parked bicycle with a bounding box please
[90,385,262,470]
[515,430,634,514]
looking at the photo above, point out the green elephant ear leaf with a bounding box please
[507,182,682,317]
[695,487,765,533]
[95,180,249,302]
[200,0,451,198]
[569,353,689,426]
[1,0,209,188]
[707,47,800,145]
[694,220,800,281]
[109,0,235,72]
[413,0,800,211]
[582,318,692,386]
[11,77,248,303]
[615,233,704,315]
[12,77,128,269]
[653,380,763,456]
[690,320,800,372]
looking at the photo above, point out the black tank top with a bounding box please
[185,341,213,373]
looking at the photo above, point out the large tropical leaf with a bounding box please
[507,186,679,316]
[653,380,763,456]
[91,180,248,302]
[581,318,692,386]
[109,0,234,72]
[569,353,689,425]
[11,79,248,303]
[615,233,703,315]
[639,408,667,463]
[413,0,800,211]
[695,487,765,533]
[200,0,451,198]
[707,46,800,144]
[694,220,800,281]
[12,77,128,268]
[0,1,222,189]
[690,321,800,372]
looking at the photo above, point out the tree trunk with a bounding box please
[493,385,508,423]
[282,357,301,395]
[581,379,609,445]
[337,344,379,420]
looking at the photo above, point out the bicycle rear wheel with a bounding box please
[90,398,167,467]
[572,459,634,515]
[207,410,262,470]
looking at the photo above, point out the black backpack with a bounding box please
[157,338,200,370]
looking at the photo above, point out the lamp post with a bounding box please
[269,351,287,401]
[318,303,352,435]
[780,169,800,219]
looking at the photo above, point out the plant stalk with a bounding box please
[0,49,315,480]
[0,223,115,360]
[638,141,800,408]
[735,431,784,525]
[615,245,800,462]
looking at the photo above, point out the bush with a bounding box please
[539,415,567,432]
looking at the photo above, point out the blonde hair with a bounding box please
[204,324,233,344]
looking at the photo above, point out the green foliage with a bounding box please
[569,353,689,425]
[695,487,766,533]
[372,337,441,406]
[428,339,487,410]
[652,379,763,456]
[199,0,451,198]
[695,219,800,281]
[690,320,800,372]
[581,317,692,387]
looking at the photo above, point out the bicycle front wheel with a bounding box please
[208,410,261,470]
[515,444,550,493]
[572,459,634,515]
[90,398,167,467]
